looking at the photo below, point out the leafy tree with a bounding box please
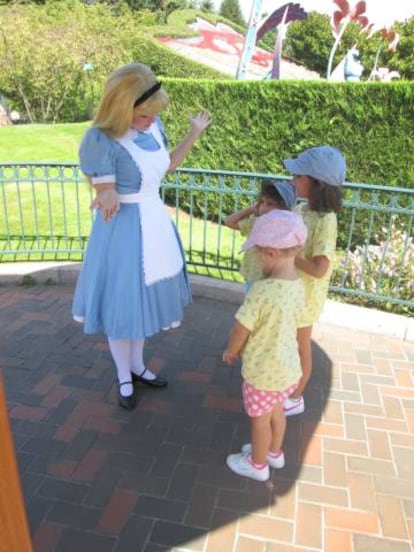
[0,0,47,3]
[354,28,392,80]
[389,17,414,80]
[84,0,185,21]
[283,12,332,75]
[284,10,414,81]
[0,2,124,122]
[200,0,214,13]
[284,11,363,77]
[219,0,244,26]
[0,1,224,122]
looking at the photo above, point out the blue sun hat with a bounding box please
[271,181,296,209]
[283,146,346,187]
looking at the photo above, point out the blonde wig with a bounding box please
[93,63,169,137]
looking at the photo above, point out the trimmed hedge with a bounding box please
[159,79,414,253]
[161,79,414,188]
[128,37,225,80]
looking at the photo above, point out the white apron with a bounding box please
[116,124,183,286]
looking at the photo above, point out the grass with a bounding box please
[0,122,89,163]
[0,177,243,281]
[3,125,413,314]
[1,122,244,281]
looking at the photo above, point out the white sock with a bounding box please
[130,339,155,380]
[108,338,133,396]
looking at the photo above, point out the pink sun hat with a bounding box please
[242,210,307,251]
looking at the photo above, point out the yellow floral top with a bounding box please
[236,278,305,391]
[295,202,337,327]
[239,216,263,283]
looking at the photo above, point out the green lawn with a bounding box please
[0,122,89,163]
[1,177,242,280]
[1,123,243,281]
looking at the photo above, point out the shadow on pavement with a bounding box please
[0,286,332,551]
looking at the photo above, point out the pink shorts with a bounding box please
[242,381,299,417]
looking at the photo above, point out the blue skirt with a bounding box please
[72,203,192,339]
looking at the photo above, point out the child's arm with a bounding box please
[222,321,250,364]
[295,255,330,278]
[224,205,257,230]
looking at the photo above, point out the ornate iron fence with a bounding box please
[1,163,413,312]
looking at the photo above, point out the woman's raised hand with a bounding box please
[189,110,212,135]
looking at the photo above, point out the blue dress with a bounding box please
[72,119,192,339]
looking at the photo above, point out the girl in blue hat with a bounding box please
[282,145,346,417]
[225,180,296,289]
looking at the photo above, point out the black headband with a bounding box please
[133,82,161,107]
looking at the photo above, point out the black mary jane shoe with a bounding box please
[118,381,137,410]
[131,367,168,388]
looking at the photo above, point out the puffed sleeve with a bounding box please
[310,213,337,261]
[235,284,262,332]
[79,127,116,185]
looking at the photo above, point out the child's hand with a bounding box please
[251,202,259,216]
[223,350,237,364]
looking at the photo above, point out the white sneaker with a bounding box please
[161,320,182,331]
[226,452,269,481]
[284,396,305,416]
[241,444,285,469]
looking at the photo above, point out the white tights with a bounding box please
[107,338,155,396]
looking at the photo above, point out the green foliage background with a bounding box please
[1,0,413,189]
[0,2,227,122]
[219,0,244,27]
[160,79,414,188]
[284,12,361,77]
[0,1,412,315]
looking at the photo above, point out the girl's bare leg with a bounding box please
[250,412,272,464]
[291,325,313,398]
[270,402,286,453]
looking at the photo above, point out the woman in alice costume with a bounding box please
[72,63,211,410]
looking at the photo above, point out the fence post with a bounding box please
[0,375,33,552]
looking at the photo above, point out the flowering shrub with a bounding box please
[334,222,414,307]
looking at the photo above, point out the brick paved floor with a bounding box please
[1,284,413,552]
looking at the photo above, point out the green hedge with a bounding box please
[128,37,224,80]
[2,2,413,189]
[160,79,414,188]
[159,79,414,253]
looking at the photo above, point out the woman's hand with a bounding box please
[189,110,212,137]
[90,189,120,222]
[168,109,212,172]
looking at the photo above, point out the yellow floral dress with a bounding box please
[236,278,305,391]
[238,216,263,283]
[294,202,337,327]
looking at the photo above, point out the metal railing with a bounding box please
[1,163,413,313]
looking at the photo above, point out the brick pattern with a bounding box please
[1,285,414,551]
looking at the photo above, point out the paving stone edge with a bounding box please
[0,261,412,342]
